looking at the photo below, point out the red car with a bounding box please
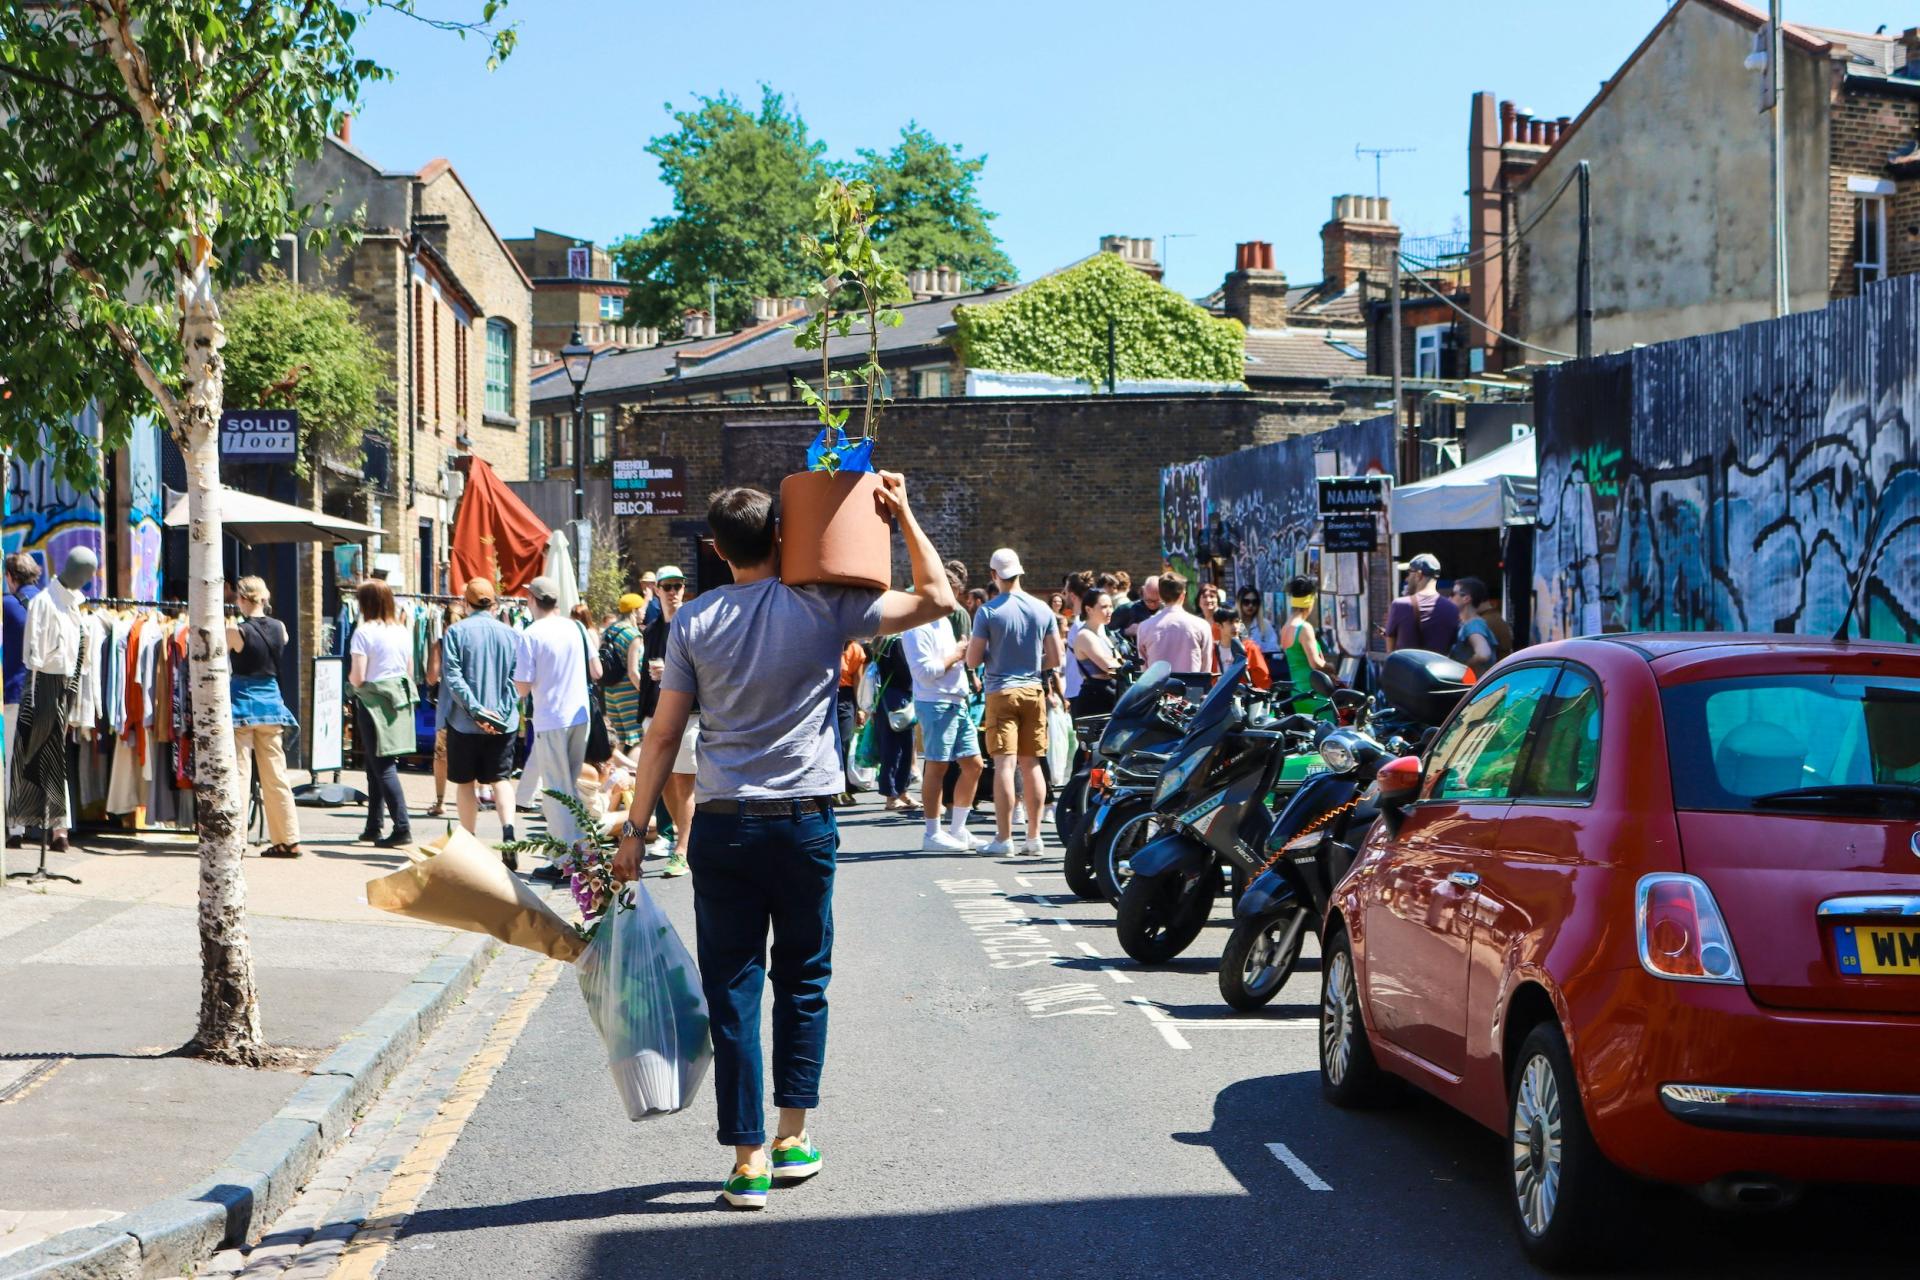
[1320,634,1920,1268]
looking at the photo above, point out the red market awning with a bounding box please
[451,457,550,596]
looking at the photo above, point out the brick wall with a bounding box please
[605,396,1350,594]
[1827,89,1920,298]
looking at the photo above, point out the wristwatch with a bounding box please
[619,820,643,842]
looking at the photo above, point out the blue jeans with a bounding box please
[873,707,915,798]
[689,805,838,1146]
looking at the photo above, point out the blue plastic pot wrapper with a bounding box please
[807,426,875,475]
[575,882,713,1120]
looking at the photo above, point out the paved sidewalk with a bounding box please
[0,768,517,1266]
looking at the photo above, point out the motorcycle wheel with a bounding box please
[1093,802,1158,907]
[1053,773,1088,843]
[1218,910,1307,1011]
[1062,817,1100,900]
[1116,868,1215,964]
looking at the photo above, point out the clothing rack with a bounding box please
[394,591,530,605]
[88,597,240,616]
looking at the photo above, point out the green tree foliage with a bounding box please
[951,253,1245,387]
[583,516,629,622]
[222,271,390,476]
[792,180,910,450]
[853,124,1015,289]
[0,0,511,1066]
[612,88,826,333]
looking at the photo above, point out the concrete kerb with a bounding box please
[1,932,501,1280]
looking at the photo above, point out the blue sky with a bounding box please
[351,0,1903,299]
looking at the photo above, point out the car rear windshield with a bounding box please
[1662,675,1920,812]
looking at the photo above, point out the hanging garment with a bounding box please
[8,665,80,832]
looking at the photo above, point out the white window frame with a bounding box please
[1855,193,1889,294]
[588,409,609,464]
[599,293,624,321]
[484,318,513,418]
[1413,323,1446,380]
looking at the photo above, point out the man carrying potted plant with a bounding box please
[611,472,955,1210]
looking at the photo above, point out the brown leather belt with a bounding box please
[695,796,835,818]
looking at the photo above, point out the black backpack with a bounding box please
[598,625,629,688]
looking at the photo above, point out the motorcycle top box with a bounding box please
[1377,649,1473,727]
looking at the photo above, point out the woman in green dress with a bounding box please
[1278,575,1331,717]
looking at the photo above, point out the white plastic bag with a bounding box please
[1046,701,1077,787]
[855,662,877,714]
[575,882,712,1120]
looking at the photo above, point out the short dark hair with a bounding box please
[1211,605,1236,624]
[1158,572,1186,603]
[1096,572,1121,592]
[708,487,776,566]
[1081,587,1111,612]
[1454,575,1490,607]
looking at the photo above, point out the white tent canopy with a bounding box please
[163,488,383,545]
[1391,432,1538,534]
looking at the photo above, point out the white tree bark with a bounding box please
[91,3,261,1063]
[179,246,261,1062]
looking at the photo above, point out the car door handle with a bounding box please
[1447,871,1481,888]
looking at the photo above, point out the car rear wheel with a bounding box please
[1318,928,1393,1107]
[1507,1022,1627,1270]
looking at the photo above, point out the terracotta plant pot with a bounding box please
[777,469,892,590]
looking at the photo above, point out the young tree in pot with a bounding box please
[783,179,910,588]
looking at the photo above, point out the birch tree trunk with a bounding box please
[179,246,263,1064]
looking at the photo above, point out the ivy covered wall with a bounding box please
[951,252,1245,387]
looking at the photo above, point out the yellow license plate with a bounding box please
[1835,926,1920,975]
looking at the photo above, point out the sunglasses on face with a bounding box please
[660,582,685,592]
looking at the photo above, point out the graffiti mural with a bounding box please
[1534,277,1920,642]
[1160,415,1395,599]
[4,406,105,593]
[127,417,163,601]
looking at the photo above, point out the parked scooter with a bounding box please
[1113,660,1322,963]
[1061,662,1190,899]
[1089,668,1339,908]
[1216,650,1474,1009]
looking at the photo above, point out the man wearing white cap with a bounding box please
[966,548,1063,856]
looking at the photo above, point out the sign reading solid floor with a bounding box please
[611,457,686,516]
[1317,475,1391,515]
[219,409,299,462]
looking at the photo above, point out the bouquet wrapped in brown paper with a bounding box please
[366,827,586,963]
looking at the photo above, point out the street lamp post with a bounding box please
[558,327,597,525]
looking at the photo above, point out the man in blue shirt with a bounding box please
[966,548,1065,856]
[4,552,44,843]
[439,577,524,860]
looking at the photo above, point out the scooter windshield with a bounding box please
[1110,660,1173,723]
[1187,658,1249,735]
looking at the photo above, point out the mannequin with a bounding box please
[8,547,93,871]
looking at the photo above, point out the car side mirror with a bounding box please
[1374,755,1423,811]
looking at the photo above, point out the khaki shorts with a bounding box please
[984,686,1048,759]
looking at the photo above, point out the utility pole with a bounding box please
[1355,144,1415,199]
[1390,254,1404,467]
[1769,0,1789,316]
[1576,160,1594,360]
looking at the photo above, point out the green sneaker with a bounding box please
[722,1163,770,1209]
[662,850,690,878]
[771,1134,823,1181]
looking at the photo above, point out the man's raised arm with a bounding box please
[873,471,957,635]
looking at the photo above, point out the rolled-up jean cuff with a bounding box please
[773,1092,819,1110]
[719,1127,767,1147]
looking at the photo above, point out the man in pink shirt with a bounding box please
[1136,573,1214,674]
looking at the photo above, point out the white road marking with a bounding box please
[1014,875,1034,888]
[1127,998,1191,1050]
[1017,982,1116,1017]
[1266,1142,1333,1191]
[1052,917,1077,932]
[1074,940,1134,984]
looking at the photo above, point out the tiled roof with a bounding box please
[1242,329,1369,383]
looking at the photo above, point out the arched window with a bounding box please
[485,318,513,417]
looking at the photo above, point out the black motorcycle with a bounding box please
[1113,661,1320,964]
[1217,650,1473,1009]
[1061,662,1190,900]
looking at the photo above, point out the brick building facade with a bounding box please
[597,396,1354,595]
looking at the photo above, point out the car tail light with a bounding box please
[1636,874,1744,984]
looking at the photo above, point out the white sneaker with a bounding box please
[921,830,967,852]
[980,838,1015,856]
[1021,836,1046,856]
[951,827,981,850]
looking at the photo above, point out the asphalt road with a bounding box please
[378,801,1910,1280]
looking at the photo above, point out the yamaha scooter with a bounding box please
[1217,650,1473,1009]
[1113,660,1320,964]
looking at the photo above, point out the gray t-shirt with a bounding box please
[977,590,1054,693]
[662,579,885,802]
